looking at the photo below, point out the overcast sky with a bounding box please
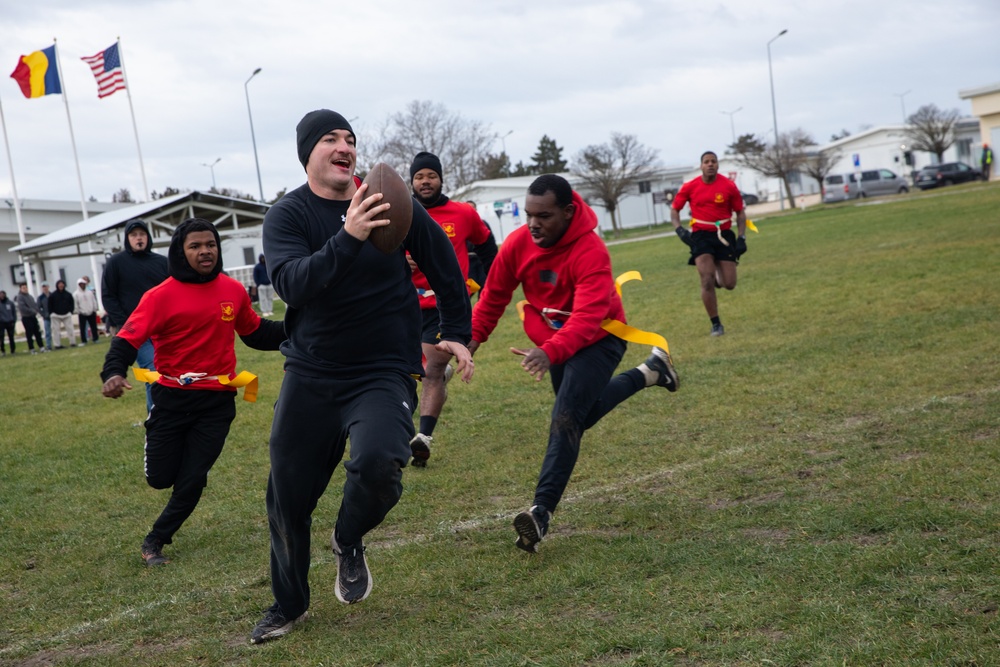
[1,0,997,204]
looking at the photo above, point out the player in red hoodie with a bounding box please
[470,174,679,553]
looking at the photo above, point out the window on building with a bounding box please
[242,247,256,266]
[957,138,972,160]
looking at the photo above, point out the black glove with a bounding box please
[734,236,748,258]
[675,226,692,247]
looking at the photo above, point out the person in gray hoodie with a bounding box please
[13,283,46,354]
[0,290,16,355]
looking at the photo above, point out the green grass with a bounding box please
[1,183,999,665]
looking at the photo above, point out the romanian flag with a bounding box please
[10,45,62,98]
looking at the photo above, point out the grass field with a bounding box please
[1,183,998,666]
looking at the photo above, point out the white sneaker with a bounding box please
[409,433,433,467]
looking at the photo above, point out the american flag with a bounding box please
[80,43,126,98]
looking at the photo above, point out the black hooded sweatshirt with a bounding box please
[101,220,169,328]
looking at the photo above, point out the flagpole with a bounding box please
[116,37,149,201]
[0,93,36,295]
[53,39,104,313]
[52,38,89,222]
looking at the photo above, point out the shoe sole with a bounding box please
[331,534,373,604]
[142,554,170,566]
[250,611,308,644]
[410,441,430,467]
[513,511,542,553]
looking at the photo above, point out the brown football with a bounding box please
[362,163,413,254]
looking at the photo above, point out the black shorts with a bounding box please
[420,308,441,345]
[688,228,738,265]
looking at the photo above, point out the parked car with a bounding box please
[741,192,760,205]
[914,162,983,190]
[823,169,909,203]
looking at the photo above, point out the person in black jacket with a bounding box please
[48,280,76,348]
[250,110,474,645]
[101,219,169,411]
[0,290,16,355]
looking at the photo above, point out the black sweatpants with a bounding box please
[0,322,14,353]
[266,369,417,618]
[21,316,43,350]
[144,384,237,544]
[534,335,645,513]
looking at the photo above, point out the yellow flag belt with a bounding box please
[132,367,259,402]
[516,271,671,353]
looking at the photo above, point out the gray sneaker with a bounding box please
[644,347,679,392]
[141,535,170,566]
[250,604,308,644]
[514,505,551,553]
[710,323,725,337]
[331,532,373,604]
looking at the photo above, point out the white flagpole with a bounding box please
[116,37,150,201]
[52,38,89,222]
[0,93,36,295]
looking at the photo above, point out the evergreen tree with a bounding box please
[530,135,567,174]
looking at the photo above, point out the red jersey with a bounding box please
[672,174,744,232]
[411,199,491,310]
[472,191,625,366]
[118,275,261,392]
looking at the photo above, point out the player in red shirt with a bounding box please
[471,175,678,554]
[671,151,748,336]
[100,218,285,566]
[407,151,493,466]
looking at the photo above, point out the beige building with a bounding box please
[958,81,1000,179]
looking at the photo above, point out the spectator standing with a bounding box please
[253,254,275,316]
[249,109,473,644]
[0,290,16,356]
[48,280,76,348]
[102,219,169,412]
[13,283,46,354]
[37,283,52,350]
[407,152,493,465]
[982,143,994,181]
[74,278,100,344]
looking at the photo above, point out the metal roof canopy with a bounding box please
[11,191,270,261]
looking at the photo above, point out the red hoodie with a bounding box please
[472,191,625,366]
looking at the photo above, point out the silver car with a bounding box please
[823,169,908,203]
[822,173,859,202]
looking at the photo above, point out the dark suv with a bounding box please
[914,162,982,190]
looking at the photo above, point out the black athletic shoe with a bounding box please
[250,604,308,644]
[140,536,169,566]
[409,433,433,467]
[514,505,551,553]
[331,532,373,604]
[710,323,725,337]
[645,347,679,392]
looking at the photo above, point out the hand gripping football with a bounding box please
[362,163,413,254]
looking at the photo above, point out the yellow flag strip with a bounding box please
[131,367,259,402]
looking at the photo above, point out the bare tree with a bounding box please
[905,104,961,162]
[112,188,134,203]
[571,133,659,237]
[360,100,498,193]
[799,141,842,197]
[729,129,814,209]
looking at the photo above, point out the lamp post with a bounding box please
[497,130,513,177]
[720,107,743,145]
[893,90,911,124]
[201,157,221,190]
[244,67,264,202]
[767,29,788,209]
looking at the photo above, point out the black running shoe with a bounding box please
[331,532,373,604]
[710,323,725,337]
[250,603,308,644]
[645,346,679,392]
[141,536,169,566]
[514,505,551,553]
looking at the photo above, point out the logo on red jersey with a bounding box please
[442,222,456,238]
[220,302,235,322]
[714,193,725,204]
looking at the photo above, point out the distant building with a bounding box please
[959,81,1000,180]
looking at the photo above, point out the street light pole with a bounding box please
[201,157,221,190]
[768,29,788,210]
[893,90,911,124]
[244,67,264,202]
[720,107,743,145]
[497,130,513,177]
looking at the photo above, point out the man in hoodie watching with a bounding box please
[102,219,169,412]
[100,218,285,567]
[469,174,679,554]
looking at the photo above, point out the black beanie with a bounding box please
[296,109,355,169]
[410,151,443,181]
